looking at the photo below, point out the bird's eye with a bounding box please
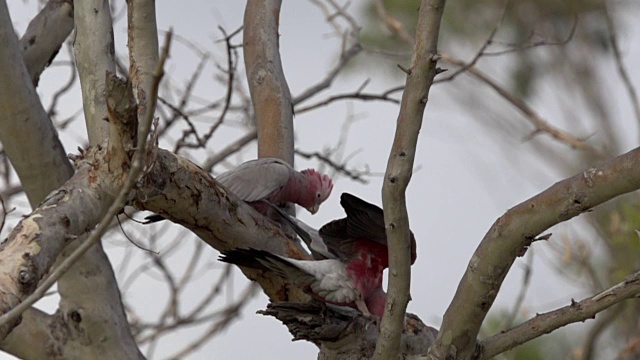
[316,192,321,198]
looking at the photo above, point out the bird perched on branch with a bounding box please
[217,158,333,215]
[143,158,332,224]
[221,193,417,317]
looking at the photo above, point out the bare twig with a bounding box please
[503,249,534,329]
[441,54,600,155]
[201,130,257,172]
[481,271,640,359]
[163,283,260,360]
[295,149,368,183]
[295,90,400,114]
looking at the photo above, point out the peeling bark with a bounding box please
[261,302,438,359]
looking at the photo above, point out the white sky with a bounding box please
[4,1,640,359]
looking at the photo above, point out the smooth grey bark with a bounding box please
[376,0,446,358]
[20,0,74,87]
[74,0,114,144]
[243,0,294,164]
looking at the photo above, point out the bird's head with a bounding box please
[301,169,333,214]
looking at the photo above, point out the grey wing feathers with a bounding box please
[216,158,293,202]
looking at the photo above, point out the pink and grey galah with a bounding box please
[217,158,333,215]
[220,193,418,318]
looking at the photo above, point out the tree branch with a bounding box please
[375,1,446,358]
[74,0,114,144]
[127,0,159,132]
[243,0,294,163]
[427,147,640,360]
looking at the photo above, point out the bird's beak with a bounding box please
[307,204,319,214]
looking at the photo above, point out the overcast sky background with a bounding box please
[4,1,640,359]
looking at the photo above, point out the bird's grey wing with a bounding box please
[216,158,293,202]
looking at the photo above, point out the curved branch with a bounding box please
[427,146,640,360]
[375,1,446,359]
[19,0,74,87]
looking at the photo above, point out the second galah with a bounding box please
[223,193,418,318]
[219,248,387,318]
[217,158,333,215]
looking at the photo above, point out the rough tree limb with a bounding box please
[132,148,310,303]
[375,1,446,358]
[0,31,170,352]
[260,302,439,360]
[426,146,640,359]
[243,0,294,163]
[74,0,114,144]
[19,0,74,87]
